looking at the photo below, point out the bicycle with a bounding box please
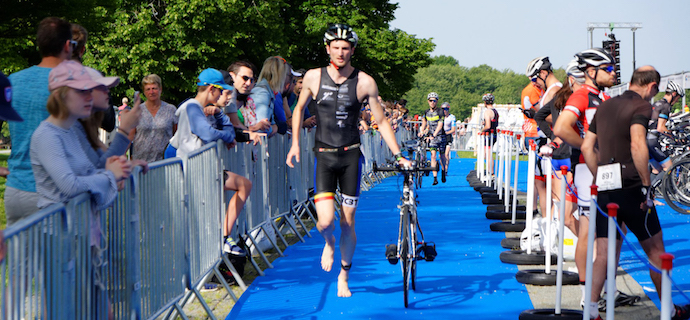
[402,138,430,189]
[374,160,437,307]
[661,158,690,214]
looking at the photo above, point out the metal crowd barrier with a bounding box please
[0,125,412,319]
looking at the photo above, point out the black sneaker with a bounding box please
[385,244,398,265]
[433,178,438,185]
[441,170,446,183]
[422,242,437,261]
[673,304,690,320]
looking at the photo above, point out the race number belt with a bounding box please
[317,143,361,153]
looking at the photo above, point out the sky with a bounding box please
[389,0,690,83]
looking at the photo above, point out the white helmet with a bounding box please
[427,92,439,100]
[482,93,495,104]
[575,48,614,70]
[324,23,358,47]
[526,56,552,79]
[666,81,685,97]
[565,59,585,81]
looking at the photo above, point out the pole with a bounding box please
[555,166,568,314]
[583,185,598,320]
[660,253,675,320]
[544,156,553,274]
[606,203,619,320]
[511,134,521,221]
[525,141,537,255]
[504,132,512,213]
[497,130,505,198]
[632,29,637,71]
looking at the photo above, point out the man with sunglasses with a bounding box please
[286,23,410,298]
[5,17,74,225]
[553,48,616,310]
[582,66,690,320]
[225,61,271,133]
[419,92,446,185]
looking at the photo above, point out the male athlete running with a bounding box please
[286,23,410,297]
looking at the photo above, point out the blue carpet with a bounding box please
[226,157,690,319]
[226,158,532,319]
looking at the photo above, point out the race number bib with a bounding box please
[596,163,622,191]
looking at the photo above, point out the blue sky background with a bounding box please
[390,0,689,82]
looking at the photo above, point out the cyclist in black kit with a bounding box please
[647,80,685,175]
[286,23,410,298]
[418,92,446,185]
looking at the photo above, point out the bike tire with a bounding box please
[662,160,690,214]
[410,211,417,291]
[401,206,410,308]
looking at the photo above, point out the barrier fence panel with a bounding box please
[185,142,224,289]
[65,192,109,320]
[100,177,140,320]
[267,134,290,219]
[1,204,70,319]
[135,159,187,319]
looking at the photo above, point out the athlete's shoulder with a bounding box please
[356,69,374,85]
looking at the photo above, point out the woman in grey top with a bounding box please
[131,74,178,162]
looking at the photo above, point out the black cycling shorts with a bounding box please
[596,187,662,241]
[647,136,670,164]
[429,134,447,152]
[314,146,364,198]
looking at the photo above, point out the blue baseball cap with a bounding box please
[196,68,232,90]
[0,72,23,122]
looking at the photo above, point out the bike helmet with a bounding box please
[565,58,585,81]
[666,80,685,97]
[427,92,439,100]
[482,93,494,105]
[324,23,358,48]
[574,48,614,70]
[526,56,552,79]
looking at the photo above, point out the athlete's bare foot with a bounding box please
[337,271,352,297]
[321,238,335,272]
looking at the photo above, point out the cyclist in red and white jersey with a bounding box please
[553,48,616,309]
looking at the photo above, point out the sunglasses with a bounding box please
[69,40,78,50]
[241,75,255,83]
[598,65,615,73]
[428,99,438,103]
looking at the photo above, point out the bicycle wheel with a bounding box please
[410,207,417,291]
[663,160,690,214]
[400,206,410,307]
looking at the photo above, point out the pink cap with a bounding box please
[48,60,104,91]
[85,67,120,88]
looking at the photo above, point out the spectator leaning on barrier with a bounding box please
[286,23,411,298]
[5,17,73,225]
[31,60,133,319]
[226,61,264,131]
[166,68,258,256]
[71,23,116,134]
[247,56,290,137]
[130,74,178,162]
[581,66,690,320]
[78,67,144,170]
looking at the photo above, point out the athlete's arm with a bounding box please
[631,123,651,186]
[482,109,491,131]
[553,111,582,148]
[361,73,409,166]
[286,69,317,167]
[581,130,598,179]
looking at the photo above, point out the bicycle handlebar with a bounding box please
[372,161,438,173]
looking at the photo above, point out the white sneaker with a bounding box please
[224,237,246,256]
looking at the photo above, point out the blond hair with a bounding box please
[257,56,288,92]
[141,74,162,91]
[46,87,71,119]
